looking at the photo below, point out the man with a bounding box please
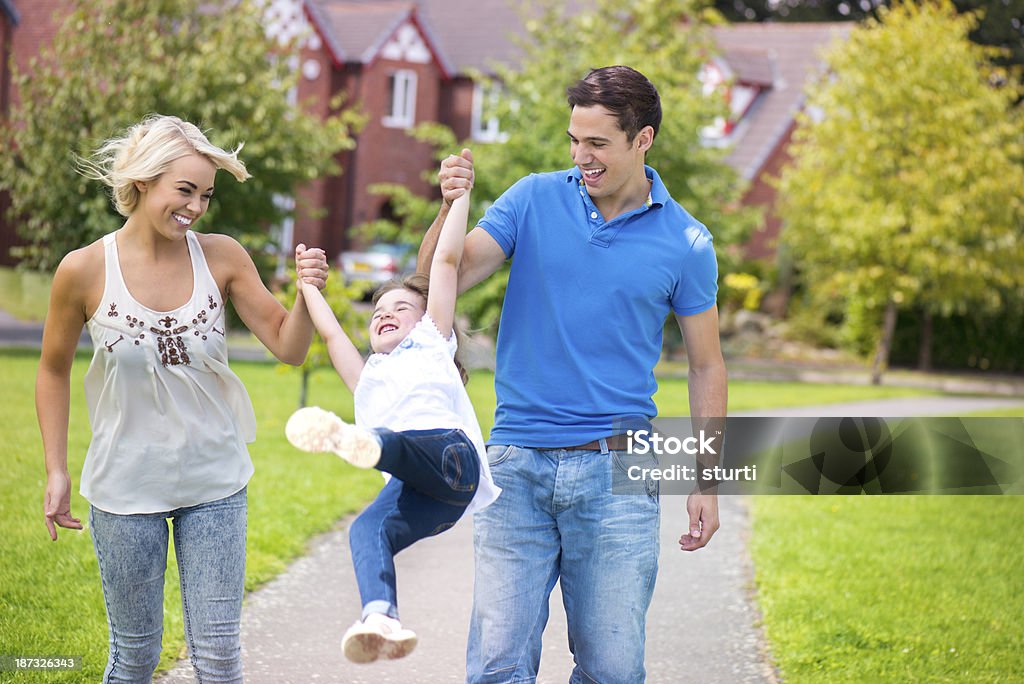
[418,65,727,684]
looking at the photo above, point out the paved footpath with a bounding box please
[157,395,1024,684]
[158,495,772,684]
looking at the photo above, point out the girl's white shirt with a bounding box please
[355,314,500,515]
[81,231,256,514]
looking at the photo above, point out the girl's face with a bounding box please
[134,153,217,240]
[369,288,426,353]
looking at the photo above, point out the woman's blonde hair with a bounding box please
[372,273,470,385]
[78,114,251,217]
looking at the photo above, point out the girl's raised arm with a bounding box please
[301,281,365,392]
[426,190,471,338]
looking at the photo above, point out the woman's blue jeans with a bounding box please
[89,487,247,684]
[349,428,480,621]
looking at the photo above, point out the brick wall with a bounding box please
[741,121,796,262]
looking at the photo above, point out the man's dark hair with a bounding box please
[566,66,662,141]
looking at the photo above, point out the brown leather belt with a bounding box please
[542,434,631,451]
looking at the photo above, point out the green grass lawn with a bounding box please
[751,497,1024,683]
[1,345,1018,682]
[1,350,384,681]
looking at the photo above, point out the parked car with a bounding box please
[338,243,417,294]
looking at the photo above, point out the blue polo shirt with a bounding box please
[479,165,718,447]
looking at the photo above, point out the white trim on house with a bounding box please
[470,81,507,143]
[382,69,417,128]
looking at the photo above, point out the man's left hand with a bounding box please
[679,490,719,551]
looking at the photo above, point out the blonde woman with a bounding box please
[36,114,328,683]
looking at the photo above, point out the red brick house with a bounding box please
[708,23,851,260]
[295,2,850,262]
[0,0,849,268]
[293,0,528,258]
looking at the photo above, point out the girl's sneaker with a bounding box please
[342,613,418,663]
[285,406,381,469]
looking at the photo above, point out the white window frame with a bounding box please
[383,69,417,128]
[470,82,507,143]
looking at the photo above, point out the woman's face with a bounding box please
[135,153,217,240]
[369,288,426,354]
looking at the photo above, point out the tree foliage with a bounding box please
[371,0,758,332]
[778,1,1024,382]
[716,0,1024,72]
[0,0,363,270]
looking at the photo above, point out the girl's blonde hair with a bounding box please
[372,273,470,385]
[78,114,251,217]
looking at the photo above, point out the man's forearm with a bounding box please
[689,361,728,484]
[688,362,727,421]
[416,202,450,274]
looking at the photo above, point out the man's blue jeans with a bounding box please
[467,444,660,684]
[349,428,480,621]
[89,487,247,684]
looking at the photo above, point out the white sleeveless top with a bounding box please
[355,314,500,516]
[80,231,256,514]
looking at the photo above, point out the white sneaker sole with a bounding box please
[285,406,381,469]
[342,622,418,663]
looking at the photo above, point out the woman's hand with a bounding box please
[44,471,83,541]
[295,244,329,290]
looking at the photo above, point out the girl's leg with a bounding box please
[172,487,247,684]
[89,506,169,684]
[349,477,467,620]
[374,428,480,506]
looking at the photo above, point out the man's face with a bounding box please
[568,105,651,211]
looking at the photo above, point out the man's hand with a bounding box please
[438,148,474,206]
[679,490,719,551]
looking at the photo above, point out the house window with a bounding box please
[471,82,507,143]
[383,70,417,128]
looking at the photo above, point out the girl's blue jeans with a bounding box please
[89,487,247,684]
[350,428,480,621]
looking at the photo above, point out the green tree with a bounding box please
[373,0,757,333]
[778,1,1024,383]
[0,0,362,270]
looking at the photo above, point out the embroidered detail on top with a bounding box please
[158,336,191,366]
[97,295,225,366]
[149,325,189,336]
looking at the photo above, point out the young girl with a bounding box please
[37,114,328,682]
[285,189,500,664]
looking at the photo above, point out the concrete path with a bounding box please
[158,495,771,684]
[156,395,1024,684]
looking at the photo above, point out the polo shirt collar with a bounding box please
[565,165,667,209]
